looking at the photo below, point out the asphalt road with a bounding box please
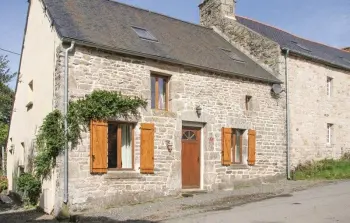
[164,181,350,223]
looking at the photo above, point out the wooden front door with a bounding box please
[182,127,201,189]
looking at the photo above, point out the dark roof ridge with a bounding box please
[236,15,350,55]
[107,0,212,31]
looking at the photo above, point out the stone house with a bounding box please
[199,0,350,171]
[6,0,349,216]
[6,0,286,214]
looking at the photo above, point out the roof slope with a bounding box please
[236,16,350,71]
[42,0,280,83]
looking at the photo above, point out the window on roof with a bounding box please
[220,48,245,63]
[132,27,158,42]
[291,41,311,52]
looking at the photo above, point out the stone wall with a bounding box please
[285,55,350,167]
[54,45,286,212]
[199,1,350,169]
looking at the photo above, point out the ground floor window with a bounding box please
[108,123,134,169]
[232,129,244,164]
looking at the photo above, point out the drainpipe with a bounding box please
[64,41,75,204]
[282,48,291,180]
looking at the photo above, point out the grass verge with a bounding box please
[293,153,350,180]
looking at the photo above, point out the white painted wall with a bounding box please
[6,0,61,213]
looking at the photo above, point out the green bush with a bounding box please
[341,152,350,160]
[16,173,41,205]
[0,176,8,193]
[294,158,350,180]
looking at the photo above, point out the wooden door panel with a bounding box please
[182,128,201,189]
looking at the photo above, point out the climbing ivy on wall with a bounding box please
[34,90,147,180]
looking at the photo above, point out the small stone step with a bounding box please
[181,189,207,197]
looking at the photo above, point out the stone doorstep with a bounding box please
[181,189,208,197]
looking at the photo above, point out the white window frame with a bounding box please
[327,123,333,145]
[327,77,333,97]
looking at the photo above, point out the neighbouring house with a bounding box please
[199,0,350,169]
[6,0,287,214]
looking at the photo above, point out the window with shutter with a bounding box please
[248,129,256,166]
[91,121,135,173]
[90,121,108,174]
[222,128,257,166]
[140,123,155,174]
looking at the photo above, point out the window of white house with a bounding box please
[151,75,169,111]
[327,123,333,145]
[107,123,134,170]
[327,77,333,97]
[232,129,245,164]
[245,95,252,111]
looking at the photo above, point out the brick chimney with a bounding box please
[199,0,236,27]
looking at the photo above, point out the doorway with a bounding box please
[181,127,201,189]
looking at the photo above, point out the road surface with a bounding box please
[164,181,350,223]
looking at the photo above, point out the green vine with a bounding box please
[34,110,65,179]
[33,90,147,180]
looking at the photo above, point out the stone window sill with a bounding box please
[104,171,142,180]
[229,164,249,169]
[151,109,176,118]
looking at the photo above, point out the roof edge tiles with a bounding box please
[236,15,348,55]
[236,15,350,71]
[62,36,282,84]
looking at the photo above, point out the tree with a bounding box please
[0,55,15,146]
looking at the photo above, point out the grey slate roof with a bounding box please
[42,0,280,83]
[236,16,350,71]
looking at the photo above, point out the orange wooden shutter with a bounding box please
[221,128,232,166]
[90,120,108,174]
[248,129,256,166]
[140,123,155,174]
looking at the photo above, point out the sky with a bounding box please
[1,0,350,88]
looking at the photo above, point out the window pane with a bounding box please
[132,27,158,42]
[121,125,132,169]
[151,76,156,109]
[182,131,196,140]
[108,124,118,168]
[158,77,166,110]
[235,130,241,163]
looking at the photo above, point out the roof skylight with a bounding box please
[132,27,158,42]
[291,41,311,52]
[220,48,245,63]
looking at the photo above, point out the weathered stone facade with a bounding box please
[200,0,350,169]
[285,55,350,167]
[199,0,281,74]
[52,45,286,212]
